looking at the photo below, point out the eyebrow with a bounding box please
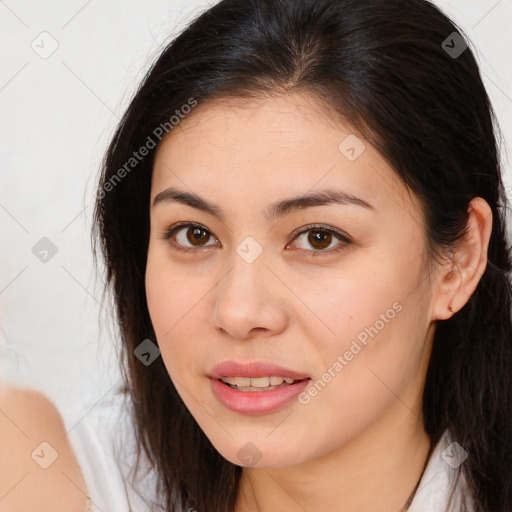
[152,186,375,222]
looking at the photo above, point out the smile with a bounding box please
[219,375,298,391]
[211,377,310,414]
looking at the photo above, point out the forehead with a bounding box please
[156,92,346,154]
[151,93,419,221]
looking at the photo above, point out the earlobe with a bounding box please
[432,197,493,321]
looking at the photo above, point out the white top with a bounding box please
[63,386,159,512]
[62,386,475,512]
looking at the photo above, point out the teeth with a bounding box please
[220,375,297,388]
[220,376,238,385]
[251,377,270,388]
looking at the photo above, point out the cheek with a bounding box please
[302,255,426,395]
[300,265,403,351]
[145,263,228,441]
[146,245,197,325]
[145,249,216,376]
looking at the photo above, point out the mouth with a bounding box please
[209,361,311,414]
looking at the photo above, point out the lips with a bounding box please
[209,360,311,414]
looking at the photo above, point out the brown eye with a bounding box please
[176,225,218,248]
[185,226,211,246]
[161,222,350,257]
[160,223,220,251]
[288,224,352,257]
[307,229,333,250]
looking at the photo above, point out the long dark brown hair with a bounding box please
[91,0,512,510]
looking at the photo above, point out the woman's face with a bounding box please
[146,93,440,468]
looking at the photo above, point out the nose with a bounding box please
[212,251,289,341]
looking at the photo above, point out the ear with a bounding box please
[432,197,493,321]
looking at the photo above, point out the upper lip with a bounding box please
[209,360,311,380]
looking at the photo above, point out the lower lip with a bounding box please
[210,378,310,414]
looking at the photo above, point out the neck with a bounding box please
[235,402,432,512]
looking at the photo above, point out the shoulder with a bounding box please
[0,384,65,427]
[0,383,88,512]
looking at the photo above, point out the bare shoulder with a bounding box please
[0,383,87,512]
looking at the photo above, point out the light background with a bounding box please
[1,0,511,419]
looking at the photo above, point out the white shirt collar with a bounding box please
[409,430,476,511]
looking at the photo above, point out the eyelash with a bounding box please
[159,222,352,258]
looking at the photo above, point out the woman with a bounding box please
[80,0,512,510]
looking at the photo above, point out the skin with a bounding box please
[145,92,492,512]
[0,384,88,512]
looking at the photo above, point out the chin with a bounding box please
[206,434,310,469]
